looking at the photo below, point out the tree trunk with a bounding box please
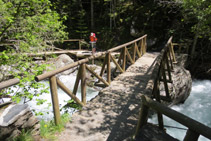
[191,33,198,59]
[110,1,112,30]
[91,0,94,30]
[191,23,200,59]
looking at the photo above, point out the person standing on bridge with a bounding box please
[89,32,97,55]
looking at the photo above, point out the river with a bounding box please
[149,80,211,141]
[2,74,211,140]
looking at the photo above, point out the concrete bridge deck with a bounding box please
[58,52,177,141]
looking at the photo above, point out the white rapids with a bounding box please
[1,72,100,121]
[149,80,211,141]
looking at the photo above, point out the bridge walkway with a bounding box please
[58,52,177,141]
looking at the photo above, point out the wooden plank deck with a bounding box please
[57,52,177,141]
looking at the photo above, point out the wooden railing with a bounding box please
[0,78,20,90]
[135,37,211,140]
[63,39,87,50]
[147,37,176,104]
[35,35,147,125]
[0,78,20,107]
[172,43,189,54]
[135,95,211,140]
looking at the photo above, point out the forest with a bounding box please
[0,0,210,82]
[0,0,210,139]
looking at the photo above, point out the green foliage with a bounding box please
[0,0,67,114]
[182,0,211,39]
[0,0,67,51]
[13,113,70,140]
[13,129,34,141]
[40,113,71,139]
[62,99,82,113]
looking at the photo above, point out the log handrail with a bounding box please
[35,35,147,125]
[135,95,211,140]
[35,35,147,81]
[0,78,20,90]
[135,36,211,140]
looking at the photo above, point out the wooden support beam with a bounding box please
[160,79,172,83]
[135,96,149,136]
[143,95,211,140]
[168,48,174,70]
[184,129,200,141]
[73,66,81,95]
[110,54,124,73]
[144,36,147,53]
[113,49,123,73]
[141,39,145,55]
[107,53,111,84]
[56,78,84,106]
[79,41,81,50]
[160,96,172,102]
[161,61,170,99]
[126,48,135,64]
[132,43,136,62]
[164,52,172,82]
[139,40,142,55]
[49,76,61,125]
[170,42,176,63]
[153,78,164,130]
[122,47,126,71]
[135,42,142,58]
[85,64,110,86]
[80,63,86,104]
[0,78,20,90]
[99,56,107,77]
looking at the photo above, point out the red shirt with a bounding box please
[90,36,97,42]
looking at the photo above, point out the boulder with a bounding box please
[159,54,192,105]
[0,103,40,140]
[47,54,76,75]
[171,54,192,104]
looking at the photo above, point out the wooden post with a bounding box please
[107,53,111,84]
[110,54,124,73]
[133,43,137,62]
[161,61,170,99]
[99,56,107,77]
[0,78,20,90]
[144,36,147,53]
[164,53,172,82]
[73,66,81,95]
[139,40,143,55]
[79,40,81,50]
[113,49,123,73]
[156,83,164,130]
[135,96,149,136]
[80,63,86,104]
[135,42,142,58]
[184,129,200,141]
[179,44,181,54]
[170,42,176,63]
[126,48,135,64]
[168,47,174,70]
[85,64,110,86]
[57,78,84,106]
[49,76,61,125]
[153,77,164,130]
[122,47,126,71]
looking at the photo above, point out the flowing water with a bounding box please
[148,80,211,141]
[1,73,211,140]
[1,72,100,121]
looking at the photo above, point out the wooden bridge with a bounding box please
[1,35,211,140]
